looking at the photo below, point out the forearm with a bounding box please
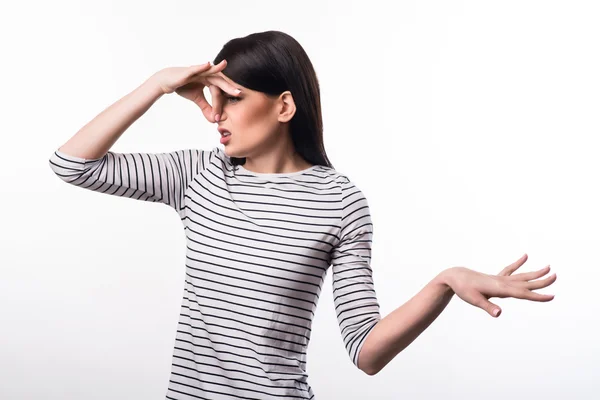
[58,76,165,159]
[358,269,455,375]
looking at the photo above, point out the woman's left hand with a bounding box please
[441,253,557,317]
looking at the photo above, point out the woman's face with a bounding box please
[214,84,283,159]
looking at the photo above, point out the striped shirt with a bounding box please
[49,145,381,399]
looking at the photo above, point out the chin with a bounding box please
[223,146,245,159]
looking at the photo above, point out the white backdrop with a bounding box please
[1,1,598,399]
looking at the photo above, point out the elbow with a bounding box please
[362,368,376,376]
[48,150,90,183]
[48,158,66,181]
[361,364,381,376]
[357,350,380,376]
[48,152,68,179]
[48,160,77,183]
[48,158,63,177]
[356,327,382,376]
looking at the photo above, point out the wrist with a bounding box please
[435,267,459,294]
[143,74,168,98]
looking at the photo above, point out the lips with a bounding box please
[217,127,231,137]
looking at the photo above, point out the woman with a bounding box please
[49,30,556,399]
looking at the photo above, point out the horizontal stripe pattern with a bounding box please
[49,146,381,399]
[330,179,381,367]
[48,148,211,217]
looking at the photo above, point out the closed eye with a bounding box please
[225,95,241,103]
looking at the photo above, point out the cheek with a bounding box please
[237,103,277,136]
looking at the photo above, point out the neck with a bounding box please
[243,129,312,174]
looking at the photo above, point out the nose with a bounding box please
[216,110,227,122]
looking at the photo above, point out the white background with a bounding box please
[1,1,598,399]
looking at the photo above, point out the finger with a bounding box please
[502,283,555,302]
[213,59,227,69]
[206,75,242,97]
[498,253,528,276]
[189,62,213,75]
[213,70,237,87]
[506,265,551,282]
[202,59,228,75]
[209,84,222,122]
[188,60,227,81]
[509,273,557,291]
[473,292,502,317]
[527,273,557,290]
[193,88,215,123]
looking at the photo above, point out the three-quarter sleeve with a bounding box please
[330,177,381,369]
[48,148,212,214]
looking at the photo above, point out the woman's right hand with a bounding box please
[150,60,240,123]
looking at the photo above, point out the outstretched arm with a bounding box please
[358,254,556,375]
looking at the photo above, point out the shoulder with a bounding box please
[313,165,354,186]
[323,168,371,221]
[327,169,367,201]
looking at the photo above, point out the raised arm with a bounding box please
[49,61,240,214]
[53,60,234,159]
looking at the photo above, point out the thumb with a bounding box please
[475,294,502,318]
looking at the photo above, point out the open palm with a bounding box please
[443,254,557,317]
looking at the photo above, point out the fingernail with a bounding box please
[215,114,220,122]
[234,89,241,94]
[493,309,500,317]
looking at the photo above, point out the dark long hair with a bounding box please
[213,30,333,169]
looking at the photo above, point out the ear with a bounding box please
[277,91,296,123]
